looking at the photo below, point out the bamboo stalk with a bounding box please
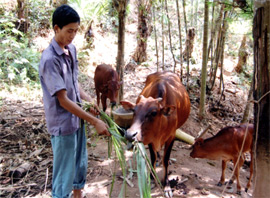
[175,129,195,145]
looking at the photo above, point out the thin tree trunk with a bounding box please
[153,5,159,71]
[176,0,183,80]
[114,0,129,101]
[164,0,176,72]
[218,12,229,96]
[199,0,209,119]
[210,11,228,91]
[207,2,216,60]
[209,5,224,84]
[191,0,194,27]
[183,28,195,61]
[253,2,270,197]
[218,33,225,100]
[242,82,253,123]
[235,35,248,73]
[182,0,188,34]
[161,0,165,70]
[194,0,198,35]
[182,0,189,86]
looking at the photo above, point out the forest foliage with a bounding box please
[0,0,254,89]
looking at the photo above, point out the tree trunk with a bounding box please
[84,20,95,49]
[164,0,176,72]
[52,0,68,7]
[114,0,129,101]
[252,2,270,197]
[183,27,195,61]
[161,0,165,70]
[235,35,248,73]
[208,4,224,81]
[190,0,194,27]
[176,0,183,80]
[182,0,189,86]
[182,0,188,34]
[132,0,152,64]
[199,0,209,119]
[210,11,228,92]
[152,5,159,71]
[16,0,29,33]
[194,0,198,35]
[207,2,215,60]
[242,82,253,123]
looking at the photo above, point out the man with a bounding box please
[39,4,110,198]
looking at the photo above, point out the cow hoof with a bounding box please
[245,188,248,193]
[217,182,223,187]
[164,186,173,198]
[236,191,241,195]
[228,180,234,185]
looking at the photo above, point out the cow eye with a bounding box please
[150,111,157,117]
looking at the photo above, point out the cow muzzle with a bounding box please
[110,101,117,109]
[124,129,138,142]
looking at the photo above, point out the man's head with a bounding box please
[52,4,80,49]
[52,4,80,30]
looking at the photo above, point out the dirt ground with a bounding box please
[0,2,254,197]
[0,59,253,198]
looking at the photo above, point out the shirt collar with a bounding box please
[52,37,70,56]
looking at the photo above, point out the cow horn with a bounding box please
[139,95,145,99]
[196,125,211,139]
[156,97,163,102]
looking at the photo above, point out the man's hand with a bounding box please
[94,119,111,136]
[89,104,100,116]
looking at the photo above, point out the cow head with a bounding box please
[190,138,205,158]
[121,95,176,145]
[103,80,122,108]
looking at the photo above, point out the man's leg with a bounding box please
[51,131,77,198]
[73,123,88,197]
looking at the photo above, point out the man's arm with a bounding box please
[79,84,92,102]
[56,89,110,136]
[78,83,100,114]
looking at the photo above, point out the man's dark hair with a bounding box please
[52,4,80,29]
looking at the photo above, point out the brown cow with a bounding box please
[120,71,190,197]
[94,64,121,112]
[190,123,254,195]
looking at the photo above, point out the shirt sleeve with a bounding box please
[41,56,66,97]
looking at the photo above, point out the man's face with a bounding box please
[54,22,79,49]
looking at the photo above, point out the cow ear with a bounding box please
[161,105,176,116]
[120,100,135,111]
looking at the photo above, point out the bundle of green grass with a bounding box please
[82,102,162,197]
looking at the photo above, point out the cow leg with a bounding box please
[101,94,107,112]
[148,144,157,189]
[233,157,244,195]
[218,160,227,186]
[246,151,253,192]
[163,139,174,198]
[148,144,157,178]
[96,89,100,107]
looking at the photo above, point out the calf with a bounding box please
[190,123,254,194]
[94,64,121,111]
[121,71,190,197]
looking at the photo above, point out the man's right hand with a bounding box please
[94,119,111,136]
